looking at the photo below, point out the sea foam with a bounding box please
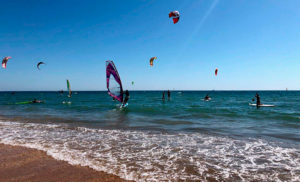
[0,121,299,182]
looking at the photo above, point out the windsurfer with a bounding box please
[123,90,130,106]
[167,90,171,100]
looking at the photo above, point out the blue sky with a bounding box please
[0,0,300,91]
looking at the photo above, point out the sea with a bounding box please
[0,91,299,182]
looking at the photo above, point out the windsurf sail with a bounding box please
[66,79,72,97]
[106,60,123,102]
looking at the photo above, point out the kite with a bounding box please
[150,57,157,67]
[2,57,12,69]
[169,11,180,24]
[37,62,45,70]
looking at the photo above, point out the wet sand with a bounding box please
[0,144,132,182]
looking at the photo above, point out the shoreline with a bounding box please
[0,106,299,181]
[0,143,132,182]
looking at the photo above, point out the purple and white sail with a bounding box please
[106,60,123,102]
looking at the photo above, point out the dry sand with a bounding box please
[0,144,132,182]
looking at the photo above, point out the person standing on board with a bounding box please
[255,93,261,108]
[167,90,171,100]
[204,94,211,101]
[123,90,130,106]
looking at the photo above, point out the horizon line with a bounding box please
[0,89,298,92]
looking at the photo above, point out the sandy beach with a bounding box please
[0,144,131,182]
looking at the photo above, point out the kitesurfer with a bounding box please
[255,93,261,107]
[123,90,130,106]
[204,94,211,101]
[167,90,171,100]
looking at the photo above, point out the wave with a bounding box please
[0,120,299,181]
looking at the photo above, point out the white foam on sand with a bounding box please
[0,121,299,182]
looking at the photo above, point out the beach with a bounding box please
[0,143,130,182]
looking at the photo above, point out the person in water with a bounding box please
[123,90,130,106]
[162,91,165,101]
[32,98,42,103]
[204,94,211,101]
[167,90,171,100]
[255,93,261,107]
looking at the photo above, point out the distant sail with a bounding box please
[66,79,72,97]
[106,60,123,102]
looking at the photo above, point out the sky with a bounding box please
[0,0,300,91]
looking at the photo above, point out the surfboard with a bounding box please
[16,101,43,104]
[62,101,72,104]
[120,103,128,108]
[249,103,275,107]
